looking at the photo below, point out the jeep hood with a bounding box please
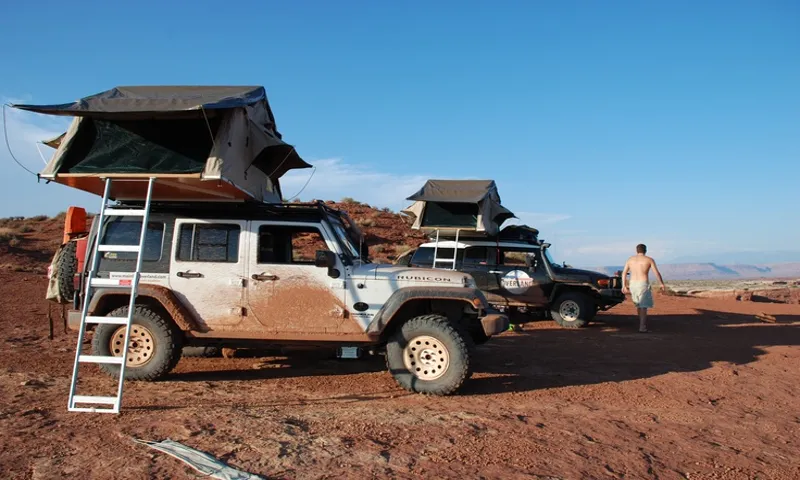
[551,266,609,283]
[353,264,471,286]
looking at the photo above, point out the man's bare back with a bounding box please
[623,254,662,286]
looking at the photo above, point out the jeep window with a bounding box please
[177,224,240,262]
[499,247,538,267]
[411,247,464,266]
[257,225,328,264]
[101,219,164,261]
[463,246,489,266]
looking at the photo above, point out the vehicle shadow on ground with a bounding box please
[168,349,387,383]
[462,308,800,396]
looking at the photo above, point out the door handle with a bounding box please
[251,273,278,281]
[177,271,203,278]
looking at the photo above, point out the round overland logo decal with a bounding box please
[501,270,536,294]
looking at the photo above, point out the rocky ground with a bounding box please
[1,271,799,479]
[1,210,799,479]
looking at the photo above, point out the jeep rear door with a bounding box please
[485,246,549,307]
[461,246,493,291]
[169,219,247,328]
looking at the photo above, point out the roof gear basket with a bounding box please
[12,86,311,203]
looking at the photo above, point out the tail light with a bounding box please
[597,278,610,287]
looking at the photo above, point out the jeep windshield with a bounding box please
[327,215,366,262]
[543,249,559,267]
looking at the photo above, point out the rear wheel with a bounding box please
[550,292,593,328]
[385,314,470,395]
[91,305,182,381]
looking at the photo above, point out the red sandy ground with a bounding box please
[1,272,799,479]
[1,211,799,479]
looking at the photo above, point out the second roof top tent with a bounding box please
[401,180,516,236]
[401,179,518,269]
[12,85,311,203]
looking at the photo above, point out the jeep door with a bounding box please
[169,219,247,328]
[486,246,549,307]
[246,221,364,337]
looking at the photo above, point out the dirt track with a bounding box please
[1,272,799,479]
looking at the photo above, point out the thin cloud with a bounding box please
[506,211,572,225]
[280,158,434,210]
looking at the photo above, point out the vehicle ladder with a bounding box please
[431,228,460,270]
[67,177,156,413]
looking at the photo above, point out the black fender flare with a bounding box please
[366,286,488,336]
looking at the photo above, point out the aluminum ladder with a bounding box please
[67,177,156,413]
[431,228,460,270]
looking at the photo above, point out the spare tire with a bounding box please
[55,240,78,302]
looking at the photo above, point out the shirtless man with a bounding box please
[621,244,666,332]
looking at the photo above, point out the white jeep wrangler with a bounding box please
[65,201,508,395]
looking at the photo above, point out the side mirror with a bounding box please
[315,250,340,278]
[315,250,337,268]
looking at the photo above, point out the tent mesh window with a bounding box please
[420,202,479,229]
[61,117,222,174]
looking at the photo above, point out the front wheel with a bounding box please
[550,292,594,328]
[91,305,182,381]
[385,314,470,395]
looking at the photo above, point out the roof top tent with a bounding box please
[401,180,516,236]
[12,86,311,203]
[402,180,516,269]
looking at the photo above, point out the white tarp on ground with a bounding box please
[134,438,265,480]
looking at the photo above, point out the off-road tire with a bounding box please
[385,314,470,395]
[182,346,221,358]
[56,240,78,301]
[550,292,593,328]
[91,305,182,381]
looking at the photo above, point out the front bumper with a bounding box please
[597,288,625,307]
[480,313,509,337]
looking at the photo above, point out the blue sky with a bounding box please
[1,0,798,266]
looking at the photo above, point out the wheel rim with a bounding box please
[403,335,450,381]
[109,324,155,367]
[559,300,581,322]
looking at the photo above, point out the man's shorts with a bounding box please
[629,281,654,308]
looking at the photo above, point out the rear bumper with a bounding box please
[480,313,509,337]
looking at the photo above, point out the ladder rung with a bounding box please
[68,407,118,413]
[79,354,124,365]
[104,208,145,216]
[72,395,118,405]
[433,258,456,262]
[98,244,140,253]
[84,316,128,325]
[90,278,134,288]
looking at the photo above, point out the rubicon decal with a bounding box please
[501,270,536,294]
[395,275,452,282]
